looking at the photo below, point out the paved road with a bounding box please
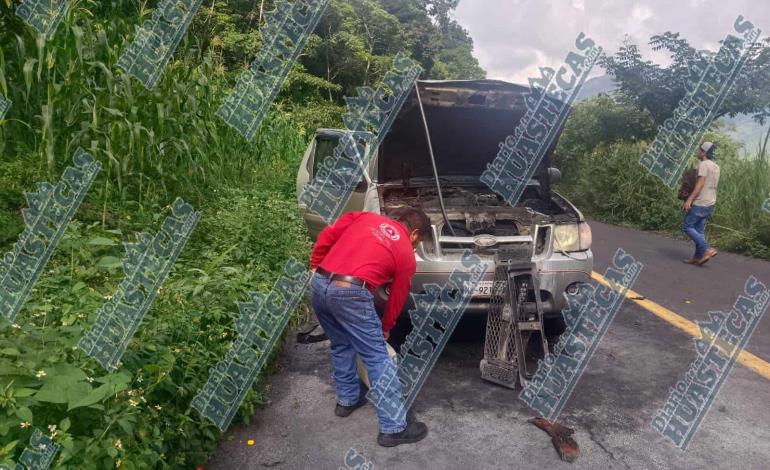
[206,221,770,470]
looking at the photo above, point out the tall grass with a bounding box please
[710,128,770,255]
[0,2,317,468]
[557,129,770,259]
[0,0,309,221]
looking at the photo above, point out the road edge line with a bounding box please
[591,271,770,381]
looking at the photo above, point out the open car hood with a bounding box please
[376,80,569,187]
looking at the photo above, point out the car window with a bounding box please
[312,136,340,177]
[312,133,371,183]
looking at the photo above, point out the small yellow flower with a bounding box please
[154,404,162,411]
[246,439,255,446]
[20,421,31,429]
[128,399,138,407]
[221,331,228,338]
[35,370,46,378]
[86,377,95,383]
[128,389,137,397]
[116,459,123,468]
[140,396,147,404]
[114,439,123,450]
[10,324,20,329]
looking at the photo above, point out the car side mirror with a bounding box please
[548,167,562,184]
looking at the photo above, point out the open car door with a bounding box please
[296,129,372,239]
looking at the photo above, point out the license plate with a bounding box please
[472,281,494,297]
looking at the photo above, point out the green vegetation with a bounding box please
[563,28,770,259]
[556,96,770,259]
[0,0,482,468]
[1,0,767,466]
[601,32,770,126]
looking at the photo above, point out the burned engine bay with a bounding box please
[380,184,578,238]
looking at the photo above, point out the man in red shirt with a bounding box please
[309,207,430,447]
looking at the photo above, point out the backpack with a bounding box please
[678,168,697,201]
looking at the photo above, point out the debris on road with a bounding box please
[529,417,580,463]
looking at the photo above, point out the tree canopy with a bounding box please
[196,0,484,102]
[601,32,770,126]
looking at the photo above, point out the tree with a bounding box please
[555,95,657,175]
[432,21,485,80]
[601,33,770,126]
[379,0,442,75]
[301,0,406,97]
[190,0,485,103]
[423,0,461,32]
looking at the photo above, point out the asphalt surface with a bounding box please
[206,220,770,470]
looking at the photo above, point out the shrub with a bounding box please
[557,122,770,259]
[0,2,316,466]
[0,159,311,469]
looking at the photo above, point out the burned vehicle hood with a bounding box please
[376,79,569,190]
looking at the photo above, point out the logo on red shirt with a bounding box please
[379,223,400,241]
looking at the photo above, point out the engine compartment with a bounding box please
[380,184,574,238]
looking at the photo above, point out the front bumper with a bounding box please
[374,249,593,318]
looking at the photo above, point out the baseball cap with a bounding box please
[700,141,716,159]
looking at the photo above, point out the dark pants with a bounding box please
[310,272,407,433]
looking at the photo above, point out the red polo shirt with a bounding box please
[310,212,417,333]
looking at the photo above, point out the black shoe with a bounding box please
[377,421,428,447]
[335,396,368,417]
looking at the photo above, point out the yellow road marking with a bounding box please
[591,271,770,381]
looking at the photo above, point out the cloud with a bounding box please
[453,0,769,83]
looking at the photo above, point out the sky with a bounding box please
[453,0,770,84]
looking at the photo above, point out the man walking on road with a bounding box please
[682,141,720,266]
[309,208,430,447]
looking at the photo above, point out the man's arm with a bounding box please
[380,256,416,335]
[310,212,364,269]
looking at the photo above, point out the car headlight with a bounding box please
[554,222,592,252]
[579,222,592,251]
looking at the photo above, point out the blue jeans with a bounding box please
[682,204,715,259]
[310,272,407,434]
